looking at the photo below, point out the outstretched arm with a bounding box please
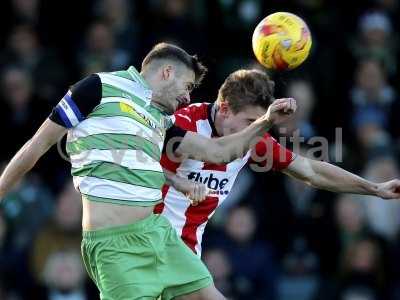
[0,74,104,201]
[283,155,400,199]
[0,119,66,200]
[173,98,297,164]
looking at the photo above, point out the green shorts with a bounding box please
[81,214,212,300]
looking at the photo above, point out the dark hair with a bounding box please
[217,69,275,113]
[141,42,207,85]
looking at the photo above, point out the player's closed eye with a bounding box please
[187,83,194,93]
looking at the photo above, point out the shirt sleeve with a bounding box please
[49,74,102,128]
[249,133,295,171]
[163,125,187,153]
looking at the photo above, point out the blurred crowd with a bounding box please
[0,0,399,299]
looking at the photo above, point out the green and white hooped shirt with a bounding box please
[50,66,181,206]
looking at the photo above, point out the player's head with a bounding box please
[141,43,207,114]
[216,69,275,135]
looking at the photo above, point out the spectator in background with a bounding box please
[213,0,263,81]
[0,66,49,156]
[373,0,400,35]
[333,195,370,261]
[0,158,53,272]
[350,11,398,77]
[40,249,88,300]
[30,181,82,283]
[1,25,68,102]
[0,183,50,299]
[357,155,400,241]
[1,66,32,121]
[350,58,397,152]
[308,194,371,279]
[280,144,340,277]
[216,205,278,300]
[94,0,139,55]
[276,236,326,300]
[11,0,39,25]
[216,0,262,32]
[203,248,237,299]
[281,79,316,141]
[78,22,130,76]
[336,238,387,299]
[283,147,317,219]
[146,0,207,53]
[0,211,19,297]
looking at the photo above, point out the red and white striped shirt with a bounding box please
[154,103,294,255]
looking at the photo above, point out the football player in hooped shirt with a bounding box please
[156,69,400,256]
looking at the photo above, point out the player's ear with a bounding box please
[162,65,173,81]
[218,101,231,118]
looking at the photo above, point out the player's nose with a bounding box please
[183,92,190,104]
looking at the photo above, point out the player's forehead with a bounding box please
[235,105,266,119]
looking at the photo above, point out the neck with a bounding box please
[213,103,225,137]
[150,101,168,112]
[141,70,151,87]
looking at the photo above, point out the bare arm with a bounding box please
[283,155,400,199]
[0,118,67,200]
[174,98,297,164]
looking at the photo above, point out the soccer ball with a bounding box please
[252,12,312,70]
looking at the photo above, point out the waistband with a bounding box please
[82,213,162,240]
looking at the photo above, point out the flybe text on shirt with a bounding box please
[187,172,229,194]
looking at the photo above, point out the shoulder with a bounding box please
[254,133,278,149]
[71,74,101,93]
[173,103,210,130]
[175,103,210,122]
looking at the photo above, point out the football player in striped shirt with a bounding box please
[156,68,400,257]
[0,44,297,300]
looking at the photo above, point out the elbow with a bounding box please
[302,159,322,188]
[307,175,319,188]
[297,170,320,189]
[306,170,330,189]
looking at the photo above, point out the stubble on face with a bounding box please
[151,63,195,114]
[158,80,181,114]
[163,67,195,113]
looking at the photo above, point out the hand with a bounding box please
[376,179,400,199]
[264,98,297,125]
[185,182,216,206]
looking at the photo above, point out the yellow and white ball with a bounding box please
[252,12,312,70]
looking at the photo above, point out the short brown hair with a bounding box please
[142,42,207,85]
[217,69,275,113]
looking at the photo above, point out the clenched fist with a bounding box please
[264,97,297,125]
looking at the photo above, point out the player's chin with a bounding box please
[176,98,188,110]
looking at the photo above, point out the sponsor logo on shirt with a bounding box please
[119,103,163,137]
[187,172,229,195]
